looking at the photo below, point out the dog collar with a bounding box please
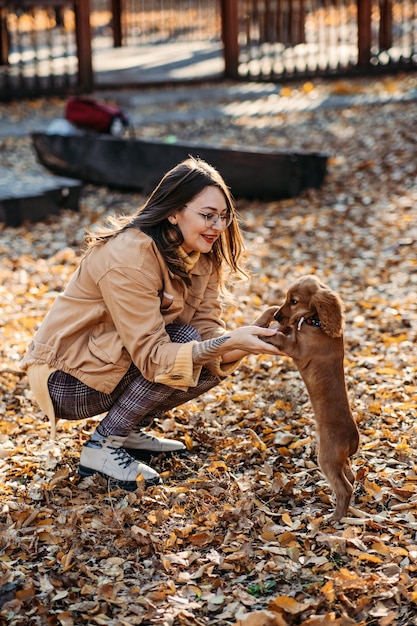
[297,316,322,331]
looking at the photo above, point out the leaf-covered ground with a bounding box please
[0,74,417,626]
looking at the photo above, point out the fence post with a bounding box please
[357,0,372,66]
[111,0,123,47]
[221,0,239,78]
[379,0,393,50]
[0,6,9,65]
[74,0,94,91]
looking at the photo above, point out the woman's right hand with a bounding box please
[220,325,288,363]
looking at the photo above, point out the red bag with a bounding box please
[65,96,130,134]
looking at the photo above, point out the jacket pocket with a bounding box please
[184,292,202,314]
[88,324,130,367]
[160,291,174,310]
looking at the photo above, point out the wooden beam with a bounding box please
[221,0,239,78]
[379,0,393,51]
[0,7,9,66]
[111,0,122,47]
[357,0,372,66]
[74,0,93,91]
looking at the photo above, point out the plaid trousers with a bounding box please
[47,323,220,437]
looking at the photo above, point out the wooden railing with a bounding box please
[0,1,92,100]
[0,1,415,101]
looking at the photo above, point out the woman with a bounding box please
[21,157,282,491]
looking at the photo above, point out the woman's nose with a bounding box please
[211,217,224,231]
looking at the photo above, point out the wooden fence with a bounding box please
[0,0,416,101]
[236,0,417,80]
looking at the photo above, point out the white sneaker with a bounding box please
[124,430,186,460]
[78,435,162,490]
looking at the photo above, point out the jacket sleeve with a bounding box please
[98,265,203,390]
[187,266,243,379]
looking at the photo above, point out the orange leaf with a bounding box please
[356,553,384,564]
[188,531,214,546]
[236,609,287,625]
[363,477,383,500]
[16,583,36,601]
[269,595,315,615]
[206,460,228,473]
[320,580,335,602]
[184,433,194,451]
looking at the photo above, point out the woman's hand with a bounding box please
[192,326,288,367]
[220,326,287,363]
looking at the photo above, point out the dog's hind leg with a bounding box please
[344,459,355,486]
[318,449,354,523]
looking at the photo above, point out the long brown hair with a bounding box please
[85,157,247,289]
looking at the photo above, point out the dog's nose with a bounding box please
[274,310,283,322]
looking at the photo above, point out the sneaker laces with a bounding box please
[109,445,135,469]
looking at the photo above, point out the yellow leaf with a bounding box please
[165,531,177,548]
[320,580,335,602]
[184,433,194,451]
[368,401,382,415]
[281,513,293,527]
[273,400,293,411]
[396,437,412,452]
[394,401,417,411]
[382,333,408,344]
[371,541,391,556]
[356,553,383,564]
[390,547,410,558]
[333,567,364,589]
[206,460,228,473]
[364,477,383,499]
[289,436,312,449]
[261,530,277,542]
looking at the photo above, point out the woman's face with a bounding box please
[169,186,230,254]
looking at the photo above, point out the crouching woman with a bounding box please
[21,157,282,490]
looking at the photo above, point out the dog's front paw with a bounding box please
[252,306,280,328]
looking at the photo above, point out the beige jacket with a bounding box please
[21,229,239,396]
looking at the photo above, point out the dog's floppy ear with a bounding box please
[311,287,345,337]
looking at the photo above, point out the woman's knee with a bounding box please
[166,323,201,343]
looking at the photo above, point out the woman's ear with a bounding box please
[168,215,178,225]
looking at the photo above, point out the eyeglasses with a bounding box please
[185,206,233,229]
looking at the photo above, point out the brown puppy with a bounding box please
[254,275,359,523]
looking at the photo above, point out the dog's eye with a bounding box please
[290,298,298,305]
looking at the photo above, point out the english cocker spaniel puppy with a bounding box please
[255,275,359,523]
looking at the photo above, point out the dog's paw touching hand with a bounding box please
[252,306,280,328]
